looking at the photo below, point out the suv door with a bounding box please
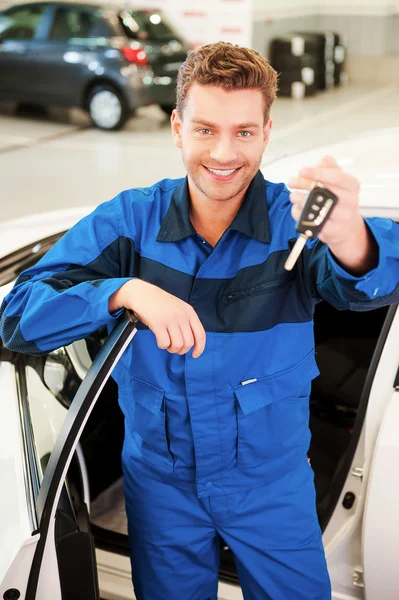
[30,5,115,106]
[0,311,138,600]
[0,4,48,99]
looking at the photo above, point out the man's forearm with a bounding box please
[108,279,138,313]
[328,216,379,277]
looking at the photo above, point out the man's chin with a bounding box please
[202,180,249,202]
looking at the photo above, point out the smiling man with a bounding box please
[2,42,399,600]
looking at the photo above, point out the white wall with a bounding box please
[253,0,399,18]
[129,0,254,48]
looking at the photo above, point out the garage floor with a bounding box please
[1,82,399,223]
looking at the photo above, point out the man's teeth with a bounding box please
[208,168,238,176]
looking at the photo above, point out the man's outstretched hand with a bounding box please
[288,155,378,275]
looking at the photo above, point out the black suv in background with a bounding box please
[0,2,190,130]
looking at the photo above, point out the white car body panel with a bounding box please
[0,536,40,600]
[263,126,399,220]
[363,387,399,598]
[1,126,399,598]
[0,361,33,580]
[323,308,399,599]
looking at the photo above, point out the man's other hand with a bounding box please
[109,279,206,358]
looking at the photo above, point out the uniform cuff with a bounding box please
[327,219,389,299]
[93,278,132,323]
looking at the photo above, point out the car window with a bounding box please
[0,5,45,40]
[49,7,111,41]
[120,10,181,42]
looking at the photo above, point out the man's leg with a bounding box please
[215,460,331,600]
[122,460,220,600]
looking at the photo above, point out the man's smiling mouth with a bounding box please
[204,166,242,178]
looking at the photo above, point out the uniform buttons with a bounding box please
[206,481,213,488]
[202,239,206,244]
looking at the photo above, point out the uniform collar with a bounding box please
[157,170,270,244]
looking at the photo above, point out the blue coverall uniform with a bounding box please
[2,172,399,599]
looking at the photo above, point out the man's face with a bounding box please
[171,83,272,203]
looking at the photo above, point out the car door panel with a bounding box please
[31,6,113,106]
[0,4,49,99]
[0,358,40,599]
[29,39,101,106]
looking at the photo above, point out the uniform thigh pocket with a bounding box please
[130,376,173,469]
[234,352,319,467]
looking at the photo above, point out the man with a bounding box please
[1,42,399,599]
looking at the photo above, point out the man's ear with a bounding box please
[263,118,272,149]
[171,109,182,148]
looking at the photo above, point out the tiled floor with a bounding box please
[1,82,399,223]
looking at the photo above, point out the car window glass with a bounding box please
[0,5,45,41]
[50,7,110,41]
[25,364,70,484]
[120,10,181,42]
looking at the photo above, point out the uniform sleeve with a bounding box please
[305,217,399,310]
[0,195,134,354]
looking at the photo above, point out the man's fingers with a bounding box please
[291,203,302,223]
[166,322,184,354]
[289,190,308,206]
[190,313,206,358]
[155,327,171,351]
[298,167,360,192]
[315,155,339,169]
[177,322,195,355]
[287,176,314,191]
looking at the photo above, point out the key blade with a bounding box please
[284,234,308,271]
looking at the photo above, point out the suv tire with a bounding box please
[87,84,129,131]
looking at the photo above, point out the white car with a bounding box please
[1,127,399,600]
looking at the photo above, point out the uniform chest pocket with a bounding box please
[233,352,320,467]
[130,377,173,470]
[224,273,294,305]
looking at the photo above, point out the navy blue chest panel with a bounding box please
[138,251,312,332]
[44,230,313,332]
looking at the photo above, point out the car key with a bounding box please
[284,182,339,271]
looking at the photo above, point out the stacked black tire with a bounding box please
[269,32,346,99]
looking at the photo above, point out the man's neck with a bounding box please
[188,178,246,247]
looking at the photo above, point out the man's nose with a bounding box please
[209,135,238,164]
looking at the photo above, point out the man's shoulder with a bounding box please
[119,177,184,207]
[264,178,290,205]
[263,178,292,219]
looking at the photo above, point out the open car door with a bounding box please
[0,311,137,600]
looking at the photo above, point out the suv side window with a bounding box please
[49,7,111,41]
[0,5,45,40]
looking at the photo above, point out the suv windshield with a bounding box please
[119,10,181,43]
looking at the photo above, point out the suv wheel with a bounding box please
[87,84,129,131]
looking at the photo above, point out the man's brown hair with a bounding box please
[176,42,278,123]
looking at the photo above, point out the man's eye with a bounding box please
[198,129,212,135]
[238,131,252,137]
